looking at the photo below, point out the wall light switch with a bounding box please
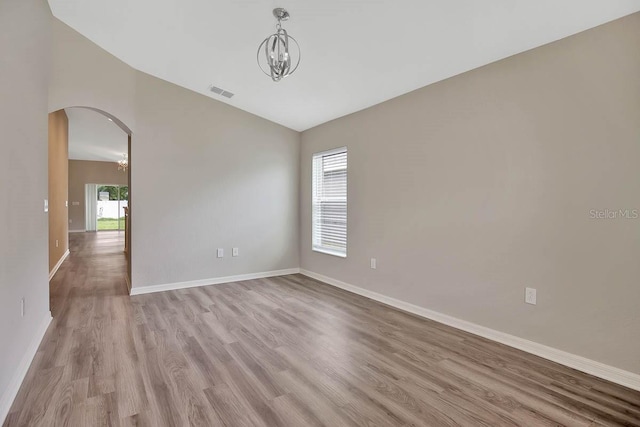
[370,258,377,269]
[44,199,48,213]
[65,201,68,207]
[21,298,25,317]
[217,248,224,258]
[232,248,239,257]
[525,287,537,305]
[56,240,59,248]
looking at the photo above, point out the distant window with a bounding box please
[312,147,347,257]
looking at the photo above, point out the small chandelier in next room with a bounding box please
[117,154,128,172]
[257,8,301,82]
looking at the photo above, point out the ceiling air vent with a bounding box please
[209,85,234,99]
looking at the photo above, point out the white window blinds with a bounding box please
[312,147,347,257]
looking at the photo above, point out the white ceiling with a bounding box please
[67,108,128,162]
[50,1,640,131]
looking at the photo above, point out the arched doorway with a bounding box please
[48,106,134,317]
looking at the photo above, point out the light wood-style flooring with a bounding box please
[5,231,640,426]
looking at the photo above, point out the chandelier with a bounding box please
[257,8,301,82]
[117,154,128,172]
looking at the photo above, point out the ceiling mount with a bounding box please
[272,8,289,21]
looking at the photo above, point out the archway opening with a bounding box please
[48,106,134,317]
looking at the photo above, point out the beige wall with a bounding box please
[52,20,300,289]
[68,160,129,231]
[0,0,52,419]
[300,13,640,374]
[50,19,136,132]
[48,110,69,271]
[132,72,300,287]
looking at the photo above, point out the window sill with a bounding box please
[313,246,346,258]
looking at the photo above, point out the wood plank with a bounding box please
[4,231,640,427]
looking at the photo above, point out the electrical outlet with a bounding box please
[21,298,25,317]
[370,258,377,269]
[525,287,537,305]
[217,248,224,258]
[232,248,239,257]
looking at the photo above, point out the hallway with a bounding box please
[50,232,128,317]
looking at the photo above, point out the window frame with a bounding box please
[311,146,348,258]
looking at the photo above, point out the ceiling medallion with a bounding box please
[257,8,301,82]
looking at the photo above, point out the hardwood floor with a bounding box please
[5,232,640,426]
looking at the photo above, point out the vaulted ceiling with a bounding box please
[49,1,640,131]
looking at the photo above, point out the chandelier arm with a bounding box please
[285,36,301,75]
[267,36,274,66]
[258,43,270,75]
[269,35,279,66]
[284,30,291,73]
[276,29,282,64]
[257,39,273,77]
[281,28,289,58]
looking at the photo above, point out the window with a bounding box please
[312,147,347,257]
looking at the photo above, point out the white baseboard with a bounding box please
[130,268,301,296]
[48,249,70,281]
[68,229,86,233]
[299,269,640,392]
[0,312,53,424]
